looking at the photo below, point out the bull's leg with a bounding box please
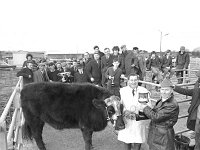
[30,118,46,150]
[81,128,93,150]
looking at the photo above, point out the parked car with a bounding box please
[0,60,16,70]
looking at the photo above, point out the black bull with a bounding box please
[21,82,123,150]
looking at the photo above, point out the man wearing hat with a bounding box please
[175,46,190,84]
[33,62,49,83]
[173,70,200,150]
[139,78,179,150]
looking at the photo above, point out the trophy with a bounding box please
[138,91,150,104]
[110,76,115,86]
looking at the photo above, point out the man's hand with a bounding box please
[131,64,135,67]
[28,75,31,78]
[138,103,148,111]
[123,110,136,120]
[61,78,66,82]
[90,77,94,82]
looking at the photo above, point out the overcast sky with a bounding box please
[0,0,200,54]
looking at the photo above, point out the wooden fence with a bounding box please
[0,76,23,150]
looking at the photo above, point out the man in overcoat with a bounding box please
[139,78,179,150]
[101,48,113,87]
[173,70,200,150]
[33,62,49,83]
[85,52,102,86]
[175,46,190,84]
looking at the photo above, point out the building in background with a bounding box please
[13,50,45,67]
[47,53,83,61]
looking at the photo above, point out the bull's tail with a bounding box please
[22,120,33,140]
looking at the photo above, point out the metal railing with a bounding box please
[0,76,23,150]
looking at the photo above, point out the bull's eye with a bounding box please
[107,106,115,115]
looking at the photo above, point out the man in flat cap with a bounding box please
[176,46,190,84]
[33,62,49,83]
[173,70,200,150]
[139,78,179,150]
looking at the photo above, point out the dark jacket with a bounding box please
[146,56,161,70]
[47,70,61,82]
[105,67,122,88]
[17,68,33,85]
[176,51,190,69]
[161,55,172,68]
[84,57,92,68]
[124,51,138,76]
[101,55,113,74]
[33,69,49,83]
[85,59,102,85]
[174,85,200,131]
[121,50,130,74]
[112,54,124,72]
[138,55,146,78]
[143,95,179,150]
[74,69,90,83]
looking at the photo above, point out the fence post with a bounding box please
[13,77,23,149]
[0,121,8,150]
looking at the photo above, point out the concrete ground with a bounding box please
[22,123,149,150]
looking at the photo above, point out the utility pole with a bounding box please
[159,30,169,56]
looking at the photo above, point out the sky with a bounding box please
[0,0,200,54]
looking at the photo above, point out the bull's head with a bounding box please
[93,95,124,130]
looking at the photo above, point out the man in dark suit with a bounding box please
[121,45,130,74]
[74,64,90,83]
[85,52,102,86]
[101,48,113,88]
[83,52,92,68]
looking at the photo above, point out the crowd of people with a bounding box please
[17,45,190,90]
[16,45,200,150]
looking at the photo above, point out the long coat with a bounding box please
[143,95,179,150]
[174,85,200,131]
[176,51,190,69]
[101,55,113,73]
[125,51,138,76]
[85,59,102,85]
[33,69,49,83]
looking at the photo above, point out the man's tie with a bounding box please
[132,89,135,96]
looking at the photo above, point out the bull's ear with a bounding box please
[104,97,112,106]
[93,99,106,109]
